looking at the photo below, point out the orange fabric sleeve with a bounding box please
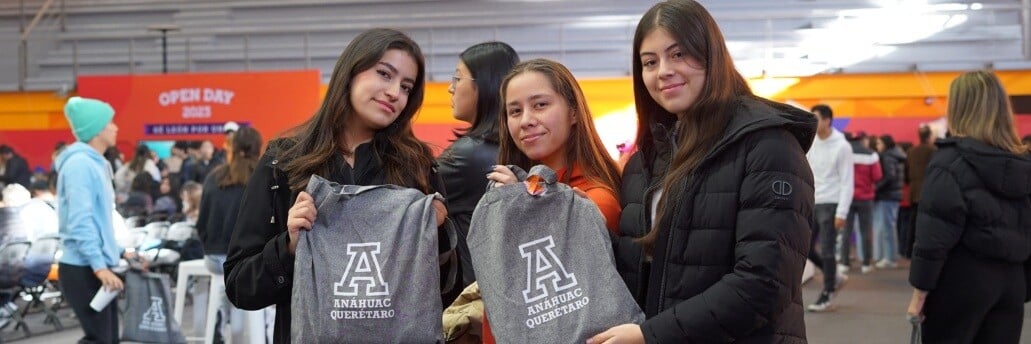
[482,311,496,344]
[582,187,622,235]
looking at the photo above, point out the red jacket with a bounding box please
[852,145,882,201]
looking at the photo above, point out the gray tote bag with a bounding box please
[121,270,187,343]
[468,165,644,344]
[291,175,444,343]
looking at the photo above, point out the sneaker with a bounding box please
[861,265,874,274]
[837,264,850,275]
[808,290,835,312]
[834,272,849,292]
[875,260,898,269]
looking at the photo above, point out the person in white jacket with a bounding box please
[806,104,854,312]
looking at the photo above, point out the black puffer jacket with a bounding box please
[617,96,816,343]
[909,137,1031,294]
[613,118,674,307]
[875,147,906,201]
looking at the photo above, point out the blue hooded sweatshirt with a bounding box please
[55,142,120,271]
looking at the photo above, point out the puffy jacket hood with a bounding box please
[641,96,817,180]
[883,146,907,161]
[716,96,818,153]
[941,137,1031,199]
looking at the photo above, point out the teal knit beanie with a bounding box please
[63,97,115,142]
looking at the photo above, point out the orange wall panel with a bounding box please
[6,69,1031,170]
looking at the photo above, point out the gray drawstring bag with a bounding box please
[122,270,187,343]
[292,175,444,343]
[468,165,644,344]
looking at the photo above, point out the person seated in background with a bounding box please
[114,144,160,203]
[166,140,190,175]
[30,176,56,207]
[119,173,155,218]
[103,146,123,173]
[0,184,31,329]
[21,180,59,241]
[0,145,32,190]
[152,176,181,218]
[179,181,202,224]
[30,166,48,185]
[50,141,67,172]
[182,140,220,184]
[1,183,31,241]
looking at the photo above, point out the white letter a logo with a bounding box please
[519,236,577,303]
[335,242,390,297]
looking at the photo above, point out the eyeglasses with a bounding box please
[450,75,475,85]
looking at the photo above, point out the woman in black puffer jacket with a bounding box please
[907,70,1031,344]
[873,134,906,268]
[590,1,815,343]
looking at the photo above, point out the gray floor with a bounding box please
[3,263,1031,343]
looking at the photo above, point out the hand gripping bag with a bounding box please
[292,175,444,343]
[122,270,187,343]
[468,165,644,344]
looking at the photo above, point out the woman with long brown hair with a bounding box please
[590,1,816,342]
[487,58,622,231]
[906,70,1031,343]
[113,144,160,202]
[480,58,623,343]
[223,28,447,343]
[197,126,262,342]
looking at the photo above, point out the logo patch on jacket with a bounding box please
[772,180,793,200]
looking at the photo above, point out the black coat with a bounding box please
[223,138,447,344]
[436,135,498,288]
[613,119,675,307]
[875,147,906,201]
[196,168,245,255]
[615,97,816,343]
[2,154,31,189]
[908,138,1031,295]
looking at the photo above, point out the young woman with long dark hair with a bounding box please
[436,41,519,295]
[223,28,448,343]
[591,1,816,342]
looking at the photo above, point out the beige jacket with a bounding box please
[442,282,484,343]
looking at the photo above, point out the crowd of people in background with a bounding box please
[0,128,234,339]
[1,1,1030,343]
[804,103,943,313]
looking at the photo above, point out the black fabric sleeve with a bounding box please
[223,149,295,310]
[908,165,967,291]
[196,173,218,244]
[611,233,646,304]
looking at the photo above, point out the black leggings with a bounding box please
[922,247,1025,344]
[59,263,120,344]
